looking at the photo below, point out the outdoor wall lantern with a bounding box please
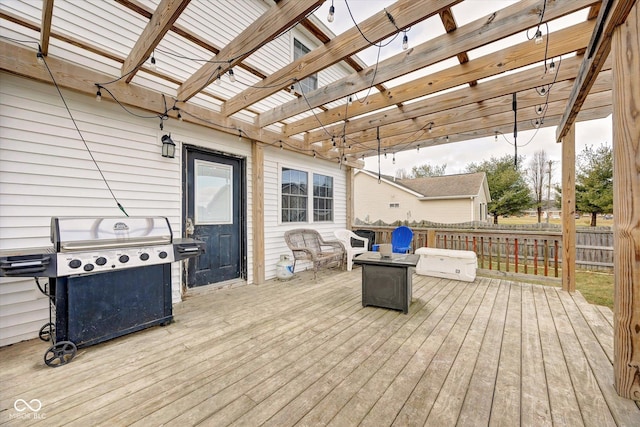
[161,134,176,158]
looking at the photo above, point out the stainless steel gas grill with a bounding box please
[0,217,204,367]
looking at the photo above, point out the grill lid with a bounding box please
[51,217,173,252]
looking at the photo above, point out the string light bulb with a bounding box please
[36,51,44,64]
[536,105,544,115]
[327,1,335,22]
[228,68,236,82]
[534,29,543,44]
[384,149,387,159]
[445,135,449,143]
[392,153,396,164]
[402,32,409,50]
[495,131,499,142]
[428,122,433,133]
[548,58,556,72]
[95,86,102,102]
[150,53,156,70]
[348,96,353,105]
[215,73,222,85]
[416,144,420,153]
[177,111,183,121]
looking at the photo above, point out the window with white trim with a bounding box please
[281,167,334,223]
[281,168,308,223]
[313,174,333,222]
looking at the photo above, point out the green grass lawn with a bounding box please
[488,215,615,309]
[574,269,614,309]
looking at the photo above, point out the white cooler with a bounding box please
[415,247,477,282]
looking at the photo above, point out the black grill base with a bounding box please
[53,264,172,348]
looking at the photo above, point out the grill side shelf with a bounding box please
[0,255,55,277]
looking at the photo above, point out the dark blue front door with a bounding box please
[185,148,244,287]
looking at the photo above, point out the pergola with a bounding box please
[0,0,637,400]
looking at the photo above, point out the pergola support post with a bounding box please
[612,1,640,401]
[346,167,354,230]
[252,141,265,285]
[561,124,576,293]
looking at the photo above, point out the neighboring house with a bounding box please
[0,2,353,346]
[354,170,491,224]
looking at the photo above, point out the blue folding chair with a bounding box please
[372,226,413,253]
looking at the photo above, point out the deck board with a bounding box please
[1,269,639,426]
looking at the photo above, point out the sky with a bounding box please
[311,0,612,184]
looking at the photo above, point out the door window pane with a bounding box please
[195,160,233,224]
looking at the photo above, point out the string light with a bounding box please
[495,131,499,142]
[95,85,102,102]
[36,51,44,64]
[392,153,396,164]
[279,141,283,150]
[215,73,222,85]
[534,29,543,44]
[402,32,409,50]
[228,68,236,82]
[150,52,156,70]
[548,58,556,73]
[445,135,449,142]
[327,0,335,22]
[348,96,353,105]
[416,144,420,152]
[428,122,433,133]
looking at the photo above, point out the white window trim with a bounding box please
[278,163,335,225]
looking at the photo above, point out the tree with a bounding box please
[466,155,531,224]
[410,163,447,178]
[395,168,410,179]
[575,144,613,226]
[527,150,551,223]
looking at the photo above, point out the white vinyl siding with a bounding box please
[0,72,256,346]
[354,172,479,224]
[264,148,347,278]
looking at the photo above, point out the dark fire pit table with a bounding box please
[353,251,419,314]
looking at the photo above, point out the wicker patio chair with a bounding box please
[284,229,344,279]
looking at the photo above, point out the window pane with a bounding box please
[282,168,308,223]
[195,160,233,224]
[313,173,333,222]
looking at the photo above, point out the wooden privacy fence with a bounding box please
[357,225,613,279]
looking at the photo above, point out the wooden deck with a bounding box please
[1,269,639,426]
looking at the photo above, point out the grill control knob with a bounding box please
[119,255,130,263]
[69,259,82,269]
[159,251,168,259]
[96,257,107,266]
[140,253,149,261]
[83,264,94,272]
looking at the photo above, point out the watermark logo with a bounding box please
[10,399,46,420]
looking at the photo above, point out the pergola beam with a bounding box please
[224,0,458,117]
[296,21,595,140]
[121,0,191,84]
[39,0,54,56]
[333,72,611,150]
[261,0,598,127]
[322,93,611,158]
[0,41,367,168]
[556,0,637,141]
[177,0,325,102]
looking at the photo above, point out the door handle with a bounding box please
[185,217,195,237]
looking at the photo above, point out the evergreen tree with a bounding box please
[575,144,613,226]
[466,155,531,224]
